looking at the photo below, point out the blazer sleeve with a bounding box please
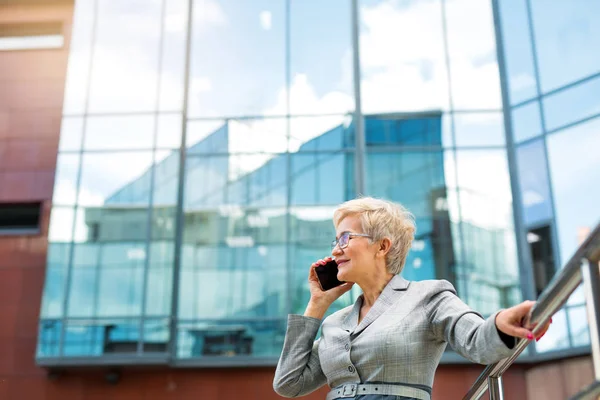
[273,314,328,398]
[425,280,517,365]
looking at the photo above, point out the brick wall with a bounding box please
[0,2,73,398]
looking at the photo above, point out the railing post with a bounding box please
[581,258,600,380]
[488,376,504,400]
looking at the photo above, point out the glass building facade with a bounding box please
[37,0,599,365]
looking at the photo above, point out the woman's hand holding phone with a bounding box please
[304,257,354,320]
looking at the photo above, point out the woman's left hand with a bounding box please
[495,300,552,341]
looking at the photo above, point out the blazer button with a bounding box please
[344,344,350,351]
[347,366,355,373]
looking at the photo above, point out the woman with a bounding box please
[273,197,550,400]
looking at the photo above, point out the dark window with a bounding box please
[528,225,556,297]
[0,202,42,235]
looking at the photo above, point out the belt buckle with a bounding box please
[341,383,357,397]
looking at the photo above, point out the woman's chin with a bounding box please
[337,271,351,282]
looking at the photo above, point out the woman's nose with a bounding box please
[331,244,343,257]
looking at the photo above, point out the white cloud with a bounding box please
[194,0,228,27]
[259,11,272,31]
[359,0,501,112]
[191,77,212,93]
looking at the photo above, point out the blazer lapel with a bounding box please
[351,275,410,337]
[341,297,362,332]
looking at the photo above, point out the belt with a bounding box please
[326,383,431,400]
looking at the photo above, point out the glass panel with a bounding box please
[365,151,457,289]
[453,112,505,147]
[181,268,285,319]
[453,149,520,314]
[156,114,182,149]
[37,320,62,357]
[84,115,155,150]
[145,242,174,316]
[58,117,84,151]
[187,119,288,154]
[75,207,149,243]
[188,0,286,118]
[61,319,140,356]
[152,150,180,207]
[512,101,542,143]
[67,268,96,317]
[365,113,445,147]
[186,120,226,151]
[516,139,552,225]
[88,0,162,112]
[52,154,81,206]
[158,0,188,112]
[289,115,352,152]
[177,319,286,358]
[96,243,146,317]
[179,206,287,319]
[185,154,288,208]
[445,0,501,109]
[291,153,352,206]
[534,309,570,353]
[359,0,450,113]
[143,319,169,352]
[498,0,537,104]
[40,244,70,318]
[289,0,353,115]
[568,305,590,347]
[77,152,155,206]
[531,0,600,92]
[62,0,95,114]
[547,116,600,265]
[543,76,600,132]
[48,207,76,242]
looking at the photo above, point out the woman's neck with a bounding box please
[359,272,394,307]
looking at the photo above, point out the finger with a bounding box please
[515,300,536,314]
[503,326,534,340]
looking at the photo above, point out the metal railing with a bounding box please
[463,222,600,400]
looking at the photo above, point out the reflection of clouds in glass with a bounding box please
[510,73,536,93]
[64,0,191,114]
[191,77,212,93]
[453,150,513,228]
[259,11,272,31]
[360,0,448,112]
[547,117,600,263]
[359,0,501,112]
[194,0,228,28]
[530,0,600,92]
[78,152,156,206]
[286,74,354,115]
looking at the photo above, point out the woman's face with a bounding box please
[331,215,378,283]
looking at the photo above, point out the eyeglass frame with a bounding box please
[331,231,372,250]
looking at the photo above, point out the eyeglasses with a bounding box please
[331,232,372,250]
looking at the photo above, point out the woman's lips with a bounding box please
[337,260,349,267]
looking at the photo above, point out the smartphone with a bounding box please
[315,259,344,291]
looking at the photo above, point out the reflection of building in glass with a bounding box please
[39,112,518,358]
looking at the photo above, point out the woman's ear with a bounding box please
[377,238,392,258]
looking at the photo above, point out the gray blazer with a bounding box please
[273,276,516,399]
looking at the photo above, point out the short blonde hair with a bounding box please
[333,197,415,275]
